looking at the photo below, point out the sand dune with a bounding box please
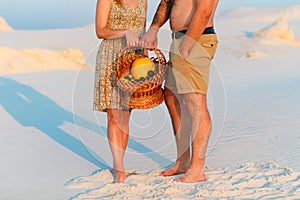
[216,5,300,59]
[253,17,299,46]
[0,47,91,74]
[0,19,94,74]
[0,16,13,31]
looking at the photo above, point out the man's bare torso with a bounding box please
[170,0,218,31]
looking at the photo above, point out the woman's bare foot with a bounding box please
[111,169,126,183]
[111,168,117,174]
[174,168,206,183]
[160,161,189,177]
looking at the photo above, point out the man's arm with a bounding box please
[179,0,216,58]
[140,0,174,48]
[151,0,174,29]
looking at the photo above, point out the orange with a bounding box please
[131,57,155,80]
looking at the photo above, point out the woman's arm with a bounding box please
[143,0,149,55]
[95,0,125,39]
[144,0,148,13]
[95,0,140,46]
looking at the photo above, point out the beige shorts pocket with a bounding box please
[201,41,218,59]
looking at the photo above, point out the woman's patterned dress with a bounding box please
[93,0,145,112]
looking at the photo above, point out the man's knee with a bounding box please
[184,93,210,117]
[185,93,206,105]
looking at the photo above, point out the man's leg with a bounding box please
[175,92,211,182]
[161,87,191,176]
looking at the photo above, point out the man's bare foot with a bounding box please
[112,170,126,183]
[160,167,186,176]
[174,168,206,183]
[160,162,189,177]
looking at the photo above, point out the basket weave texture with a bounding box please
[116,47,168,109]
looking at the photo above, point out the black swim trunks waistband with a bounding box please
[172,27,215,39]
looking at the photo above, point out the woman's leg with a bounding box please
[107,109,131,183]
[121,110,131,153]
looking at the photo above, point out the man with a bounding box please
[140,0,219,183]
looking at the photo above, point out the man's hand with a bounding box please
[139,28,159,49]
[179,44,190,59]
[179,36,195,59]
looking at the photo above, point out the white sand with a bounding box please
[1,5,300,200]
[65,162,300,199]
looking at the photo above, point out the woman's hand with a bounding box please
[125,30,140,47]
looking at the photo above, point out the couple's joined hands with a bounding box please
[139,28,158,49]
[125,29,157,49]
[125,29,190,58]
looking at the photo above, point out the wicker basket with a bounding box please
[116,47,167,109]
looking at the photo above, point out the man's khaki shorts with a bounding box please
[165,34,218,94]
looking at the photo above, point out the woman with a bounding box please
[93,0,147,183]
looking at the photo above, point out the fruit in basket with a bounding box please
[137,77,146,82]
[119,76,130,83]
[147,70,155,80]
[131,57,155,80]
[125,75,132,80]
[120,75,133,83]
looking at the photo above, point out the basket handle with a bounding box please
[151,48,166,74]
[116,46,167,79]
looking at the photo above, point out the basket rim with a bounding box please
[116,46,167,91]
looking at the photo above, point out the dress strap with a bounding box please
[138,0,144,9]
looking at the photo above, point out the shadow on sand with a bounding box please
[0,77,170,170]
